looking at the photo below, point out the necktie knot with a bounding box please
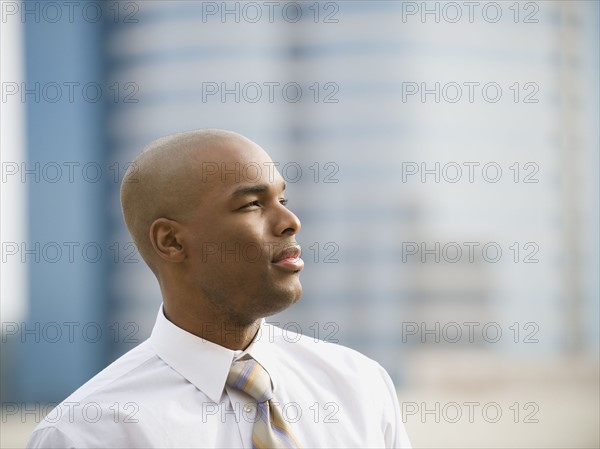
[227,358,273,404]
[226,357,301,448]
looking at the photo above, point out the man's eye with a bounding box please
[241,200,260,209]
[280,198,288,206]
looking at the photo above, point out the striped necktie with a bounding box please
[227,358,301,449]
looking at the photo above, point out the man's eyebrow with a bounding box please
[230,182,286,197]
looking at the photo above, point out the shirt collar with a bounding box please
[236,321,280,394]
[149,305,280,403]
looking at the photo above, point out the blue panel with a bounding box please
[20,3,107,402]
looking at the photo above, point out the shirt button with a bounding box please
[244,405,253,413]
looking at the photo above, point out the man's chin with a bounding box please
[262,286,303,317]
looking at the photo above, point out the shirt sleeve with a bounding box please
[378,364,412,449]
[26,426,77,449]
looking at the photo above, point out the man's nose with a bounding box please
[275,205,301,236]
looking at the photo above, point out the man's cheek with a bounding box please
[199,242,220,263]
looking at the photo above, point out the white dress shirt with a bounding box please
[27,306,411,448]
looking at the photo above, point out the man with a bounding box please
[27,129,411,448]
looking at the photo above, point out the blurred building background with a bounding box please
[1,1,598,448]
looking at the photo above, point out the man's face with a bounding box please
[179,138,303,324]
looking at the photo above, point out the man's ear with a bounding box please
[149,218,186,263]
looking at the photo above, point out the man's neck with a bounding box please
[163,302,261,350]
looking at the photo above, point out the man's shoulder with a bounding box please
[30,339,161,437]
[260,322,396,415]
[62,339,159,403]
[263,321,384,372]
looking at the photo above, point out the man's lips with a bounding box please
[272,244,301,262]
[272,244,304,271]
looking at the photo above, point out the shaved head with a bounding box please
[120,129,256,271]
[119,128,302,342]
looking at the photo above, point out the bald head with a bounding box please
[120,128,303,332]
[120,129,264,271]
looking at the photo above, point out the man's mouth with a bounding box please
[272,244,304,272]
